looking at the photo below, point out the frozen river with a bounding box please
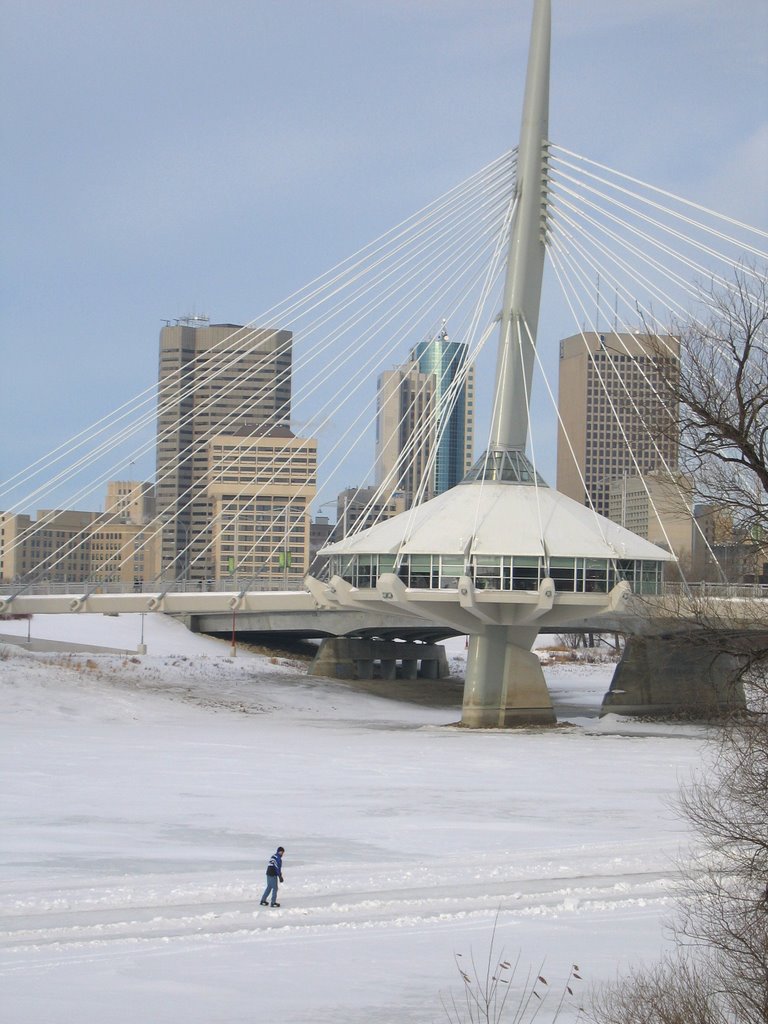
[0,615,708,1022]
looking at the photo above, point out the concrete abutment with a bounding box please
[600,634,747,718]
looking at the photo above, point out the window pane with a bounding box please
[409,555,432,571]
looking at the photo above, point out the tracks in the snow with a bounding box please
[0,868,680,960]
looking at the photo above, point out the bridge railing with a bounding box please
[0,576,309,597]
[2,578,767,600]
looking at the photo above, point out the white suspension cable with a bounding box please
[157,187,518,581]
[6,161,513,522]
[550,144,768,241]
[549,171,761,285]
[547,241,681,559]
[549,154,768,262]
[1,151,516,502]
[9,163,514,573]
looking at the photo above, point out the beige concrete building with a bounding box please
[691,504,734,581]
[375,362,436,505]
[105,481,156,526]
[206,428,317,583]
[156,317,292,580]
[1,498,161,587]
[690,505,768,583]
[607,471,694,573]
[87,520,162,586]
[557,331,680,517]
[335,486,407,538]
[1,509,93,584]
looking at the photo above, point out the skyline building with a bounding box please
[105,481,156,526]
[556,331,680,518]
[375,360,436,506]
[411,325,475,494]
[155,316,292,580]
[206,426,317,583]
[0,482,161,586]
[374,324,474,506]
[607,469,694,573]
[335,486,407,538]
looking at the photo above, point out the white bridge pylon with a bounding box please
[313,0,675,727]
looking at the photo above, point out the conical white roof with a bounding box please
[321,481,675,562]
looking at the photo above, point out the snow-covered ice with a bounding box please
[0,614,709,1022]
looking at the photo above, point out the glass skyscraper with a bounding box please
[411,325,475,494]
[375,323,474,505]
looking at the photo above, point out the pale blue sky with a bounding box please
[2,0,766,506]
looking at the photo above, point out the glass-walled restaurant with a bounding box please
[326,552,664,595]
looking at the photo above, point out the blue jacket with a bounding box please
[266,851,283,879]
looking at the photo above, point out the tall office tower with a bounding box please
[156,317,292,580]
[556,331,680,518]
[411,325,475,493]
[375,325,474,505]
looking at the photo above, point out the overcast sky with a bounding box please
[2,0,766,507]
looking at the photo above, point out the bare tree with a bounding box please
[589,271,768,1021]
[588,655,768,1023]
[663,268,768,536]
[672,657,768,1024]
[589,954,729,1024]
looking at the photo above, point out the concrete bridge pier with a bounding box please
[601,634,747,719]
[462,625,556,728]
[309,637,449,683]
[380,658,397,681]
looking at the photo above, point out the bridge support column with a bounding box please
[401,659,418,680]
[422,646,449,678]
[380,659,397,681]
[309,638,450,683]
[601,635,747,719]
[462,626,555,728]
[419,658,439,680]
[356,658,373,680]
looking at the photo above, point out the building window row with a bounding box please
[328,554,663,595]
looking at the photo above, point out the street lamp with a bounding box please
[137,611,147,655]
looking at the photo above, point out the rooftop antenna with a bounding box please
[596,273,601,333]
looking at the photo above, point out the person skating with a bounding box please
[260,846,285,907]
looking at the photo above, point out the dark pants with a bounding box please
[261,874,279,905]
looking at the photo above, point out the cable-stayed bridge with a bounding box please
[2,0,766,724]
